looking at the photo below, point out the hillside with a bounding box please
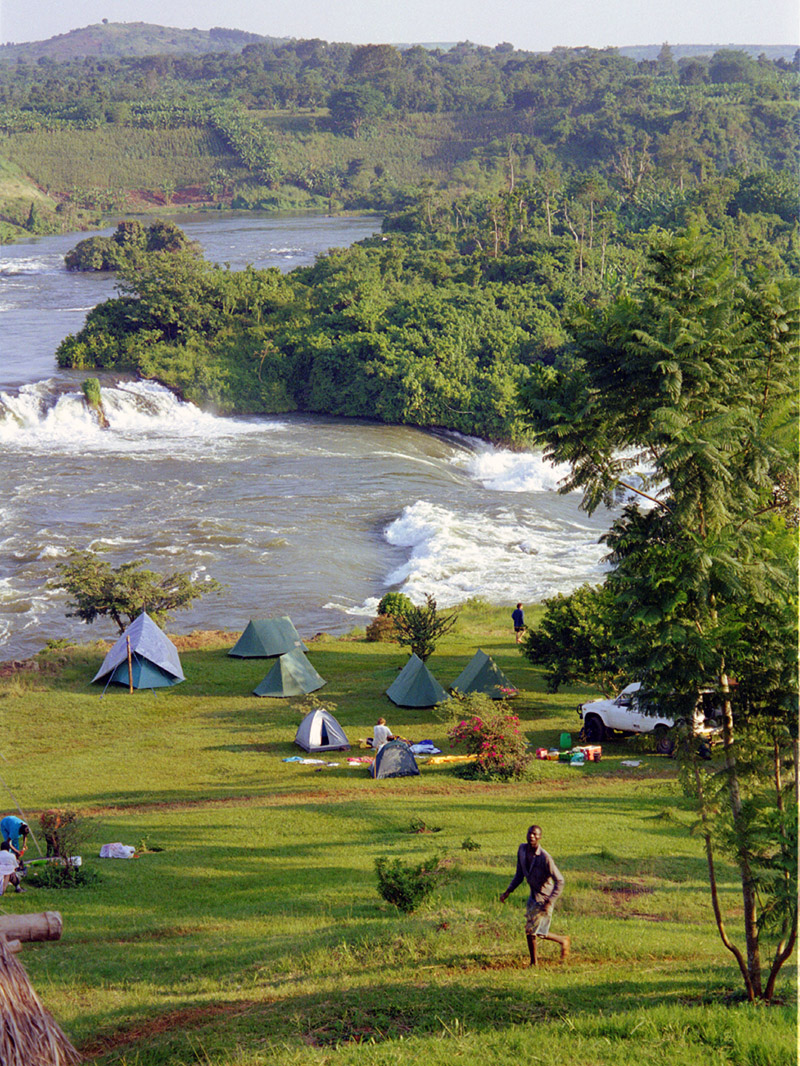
[0,22,287,62]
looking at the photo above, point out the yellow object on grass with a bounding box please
[426,754,477,765]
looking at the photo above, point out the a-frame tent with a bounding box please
[371,740,420,778]
[386,653,449,708]
[229,616,307,658]
[253,648,325,698]
[451,649,517,699]
[92,612,184,689]
[295,707,350,752]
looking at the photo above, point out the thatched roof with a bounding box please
[0,937,80,1065]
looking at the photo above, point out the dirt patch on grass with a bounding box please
[79,1000,261,1058]
[171,629,239,651]
[599,877,654,899]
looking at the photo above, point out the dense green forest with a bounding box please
[2,35,795,439]
[0,39,797,233]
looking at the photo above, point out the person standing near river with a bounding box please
[512,603,525,643]
[500,824,569,965]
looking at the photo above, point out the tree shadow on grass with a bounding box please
[75,968,747,1062]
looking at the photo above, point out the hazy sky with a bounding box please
[1,0,796,50]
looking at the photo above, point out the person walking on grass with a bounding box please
[500,824,570,965]
[512,603,525,644]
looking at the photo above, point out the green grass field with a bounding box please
[0,604,795,1064]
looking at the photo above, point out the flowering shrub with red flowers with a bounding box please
[446,694,531,780]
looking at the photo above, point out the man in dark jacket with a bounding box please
[511,603,525,643]
[500,824,570,965]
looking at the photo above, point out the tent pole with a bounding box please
[126,636,133,694]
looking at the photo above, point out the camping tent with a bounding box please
[371,740,420,778]
[253,648,325,698]
[92,612,184,689]
[295,707,350,752]
[229,617,307,658]
[386,653,449,708]
[451,649,517,699]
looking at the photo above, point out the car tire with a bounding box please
[582,714,605,743]
[654,726,675,756]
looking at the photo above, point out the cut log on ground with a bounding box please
[0,912,63,944]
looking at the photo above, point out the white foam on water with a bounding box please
[379,499,607,608]
[0,379,286,455]
[453,441,573,493]
[0,254,65,277]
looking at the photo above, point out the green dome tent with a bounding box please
[92,612,184,690]
[451,649,517,699]
[386,654,449,708]
[253,648,325,698]
[229,617,307,658]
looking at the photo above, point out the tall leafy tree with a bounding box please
[521,229,798,1001]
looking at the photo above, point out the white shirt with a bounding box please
[373,724,392,749]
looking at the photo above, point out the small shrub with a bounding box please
[27,862,100,890]
[408,817,442,834]
[461,837,481,851]
[377,592,413,617]
[393,594,458,661]
[446,693,532,780]
[375,853,454,913]
[365,614,399,642]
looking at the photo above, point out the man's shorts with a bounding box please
[525,900,552,937]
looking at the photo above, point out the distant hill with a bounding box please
[0,24,796,64]
[618,43,798,61]
[0,22,289,62]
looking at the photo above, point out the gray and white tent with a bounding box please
[253,648,326,698]
[92,612,184,690]
[229,617,307,658]
[386,653,449,708]
[371,740,420,778]
[451,649,517,699]
[295,707,350,752]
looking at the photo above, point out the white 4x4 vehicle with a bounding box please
[578,682,720,753]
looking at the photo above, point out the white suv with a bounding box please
[578,682,720,753]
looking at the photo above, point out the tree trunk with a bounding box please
[720,668,762,998]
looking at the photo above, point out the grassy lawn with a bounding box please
[0,604,795,1064]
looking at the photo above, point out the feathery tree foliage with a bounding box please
[520,228,798,1001]
[54,550,221,634]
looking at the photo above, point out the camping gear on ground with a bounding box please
[99,843,135,858]
[253,648,325,698]
[294,707,350,752]
[559,732,572,750]
[92,612,184,690]
[0,916,80,1066]
[386,653,450,708]
[229,617,307,658]
[410,741,442,755]
[450,649,517,698]
[570,752,585,766]
[427,754,477,765]
[370,740,420,778]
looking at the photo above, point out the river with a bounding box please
[0,212,611,661]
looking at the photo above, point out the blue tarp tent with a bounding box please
[92,612,184,690]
